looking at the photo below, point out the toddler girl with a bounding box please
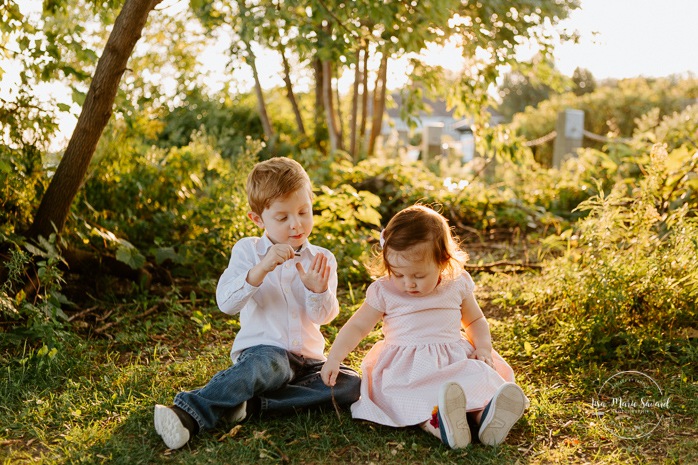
[321,205,528,448]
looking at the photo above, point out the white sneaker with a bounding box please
[437,382,471,449]
[478,382,526,446]
[154,404,190,450]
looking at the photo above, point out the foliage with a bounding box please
[496,148,619,221]
[0,111,51,236]
[511,75,698,166]
[337,157,565,238]
[495,56,573,123]
[75,126,260,280]
[312,184,382,285]
[189,0,580,155]
[571,67,596,96]
[491,144,698,367]
[641,103,698,152]
[0,234,71,349]
[153,89,265,159]
[496,72,554,123]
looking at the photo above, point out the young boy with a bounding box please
[154,157,361,450]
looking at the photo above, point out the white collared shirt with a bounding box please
[215,235,339,361]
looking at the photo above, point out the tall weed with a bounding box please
[495,144,698,366]
[0,235,71,351]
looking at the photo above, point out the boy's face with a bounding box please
[248,188,314,249]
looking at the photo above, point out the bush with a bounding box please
[74,127,259,281]
[492,144,698,367]
[0,235,71,349]
[511,76,698,166]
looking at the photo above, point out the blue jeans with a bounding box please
[173,345,361,431]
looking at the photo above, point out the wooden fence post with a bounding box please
[422,123,443,165]
[552,109,584,168]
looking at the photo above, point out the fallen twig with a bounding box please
[94,301,162,334]
[465,260,543,273]
[67,305,99,322]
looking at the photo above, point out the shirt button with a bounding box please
[291,312,298,319]
[293,339,300,346]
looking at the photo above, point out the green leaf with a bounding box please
[355,206,382,227]
[153,246,179,265]
[524,341,533,356]
[71,87,86,106]
[115,244,146,270]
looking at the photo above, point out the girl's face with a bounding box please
[249,188,314,249]
[385,245,442,296]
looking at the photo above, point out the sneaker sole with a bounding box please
[154,404,190,450]
[479,383,526,446]
[438,382,471,449]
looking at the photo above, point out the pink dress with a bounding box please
[350,272,516,427]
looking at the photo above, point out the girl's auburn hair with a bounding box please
[368,204,468,279]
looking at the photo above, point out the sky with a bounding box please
[2,0,698,149]
[551,0,698,80]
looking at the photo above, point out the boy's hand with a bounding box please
[259,244,295,273]
[470,348,495,368]
[247,244,295,287]
[296,253,330,293]
[320,359,341,387]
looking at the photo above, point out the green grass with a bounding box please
[1,284,696,464]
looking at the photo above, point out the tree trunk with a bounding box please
[280,46,306,137]
[334,69,345,150]
[246,40,274,141]
[359,46,369,156]
[313,57,326,150]
[368,52,388,156]
[349,48,361,162]
[26,0,163,241]
[322,60,340,152]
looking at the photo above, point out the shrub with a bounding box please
[74,128,259,281]
[493,144,698,367]
[0,235,71,349]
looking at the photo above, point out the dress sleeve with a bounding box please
[364,280,387,314]
[461,271,476,295]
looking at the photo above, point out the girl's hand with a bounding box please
[320,359,341,387]
[260,244,295,272]
[297,253,330,293]
[470,348,495,368]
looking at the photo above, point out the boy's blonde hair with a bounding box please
[370,204,468,280]
[246,157,313,214]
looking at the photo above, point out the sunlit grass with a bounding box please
[2,289,695,464]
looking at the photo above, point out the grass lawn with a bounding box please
[2,279,696,464]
